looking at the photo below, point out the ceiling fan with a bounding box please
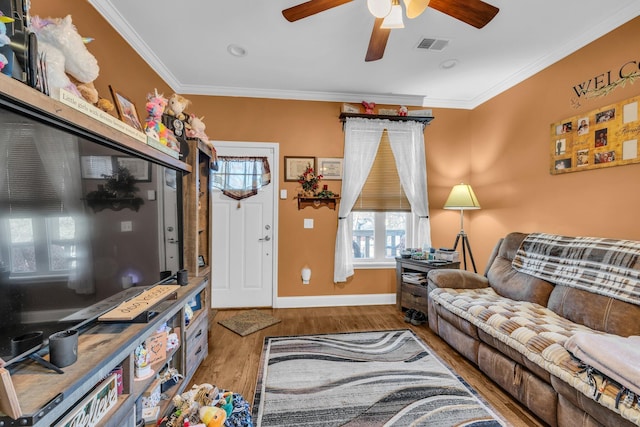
[282,0,499,62]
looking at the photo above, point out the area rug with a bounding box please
[252,329,505,426]
[218,310,281,337]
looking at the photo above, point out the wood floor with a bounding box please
[189,305,545,427]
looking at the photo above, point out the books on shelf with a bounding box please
[402,272,427,285]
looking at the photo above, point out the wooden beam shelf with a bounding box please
[297,196,340,210]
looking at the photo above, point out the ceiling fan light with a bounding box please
[381,3,404,29]
[367,0,392,18]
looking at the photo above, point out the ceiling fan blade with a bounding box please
[403,0,431,19]
[365,18,391,62]
[429,0,499,28]
[282,0,353,22]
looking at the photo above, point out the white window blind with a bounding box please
[353,130,410,211]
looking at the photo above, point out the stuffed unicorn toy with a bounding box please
[145,89,180,152]
[0,13,13,72]
[29,15,99,98]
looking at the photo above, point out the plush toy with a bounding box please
[398,105,408,116]
[144,89,180,152]
[169,383,218,427]
[166,332,179,351]
[199,406,226,427]
[186,114,210,142]
[166,93,191,121]
[30,15,99,99]
[0,13,13,72]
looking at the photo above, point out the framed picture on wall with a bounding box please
[81,155,114,179]
[284,156,315,181]
[317,157,343,180]
[109,86,143,132]
[116,157,151,181]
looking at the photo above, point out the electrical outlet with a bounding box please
[304,219,314,229]
[121,221,132,232]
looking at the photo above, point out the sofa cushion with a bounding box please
[548,285,640,336]
[486,232,555,306]
[430,287,640,425]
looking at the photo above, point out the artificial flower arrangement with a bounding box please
[298,163,323,196]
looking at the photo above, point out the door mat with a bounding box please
[218,310,281,337]
[253,329,506,426]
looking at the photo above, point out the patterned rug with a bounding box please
[252,329,505,426]
[218,310,281,337]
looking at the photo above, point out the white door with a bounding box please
[211,142,278,308]
[157,166,180,275]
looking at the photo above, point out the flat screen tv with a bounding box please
[0,96,183,365]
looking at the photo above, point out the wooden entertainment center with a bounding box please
[0,76,211,426]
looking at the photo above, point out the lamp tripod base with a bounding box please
[452,231,477,273]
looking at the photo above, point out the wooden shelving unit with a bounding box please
[183,139,212,277]
[0,76,209,426]
[4,278,207,426]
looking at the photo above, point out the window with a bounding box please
[352,212,411,265]
[352,131,412,266]
[211,156,271,200]
[3,216,76,276]
[0,134,76,278]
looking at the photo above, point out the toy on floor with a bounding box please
[199,406,226,427]
[164,384,253,427]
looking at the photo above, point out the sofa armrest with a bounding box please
[427,269,489,293]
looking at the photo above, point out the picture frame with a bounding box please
[81,155,114,179]
[109,86,143,132]
[197,255,206,267]
[116,157,151,182]
[284,156,315,181]
[317,157,344,180]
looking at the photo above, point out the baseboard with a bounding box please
[275,293,396,308]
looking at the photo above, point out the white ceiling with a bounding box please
[88,0,640,109]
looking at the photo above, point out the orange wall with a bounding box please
[30,2,640,299]
[468,17,640,269]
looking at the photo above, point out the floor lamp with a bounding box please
[443,183,481,273]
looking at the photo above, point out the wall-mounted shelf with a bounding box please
[339,112,434,128]
[297,196,340,210]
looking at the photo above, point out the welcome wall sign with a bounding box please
[572,59,640,100]
[550,94,640,174]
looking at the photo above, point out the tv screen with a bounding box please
[0,101,182,364]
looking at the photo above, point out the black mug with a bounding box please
[49,330,79,368]
[177,269,189,286]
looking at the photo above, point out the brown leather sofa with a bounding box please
[427,232,640,427]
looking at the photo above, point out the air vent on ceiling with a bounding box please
[416,38,449,51]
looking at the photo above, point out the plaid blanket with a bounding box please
[512,233,640,306]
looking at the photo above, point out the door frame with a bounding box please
[211,140,280,307]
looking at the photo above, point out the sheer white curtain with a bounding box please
[334,118,384,283]
[387,121,432,248]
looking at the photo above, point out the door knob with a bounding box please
[259,236,271,241]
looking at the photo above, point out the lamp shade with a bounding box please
[443,184,481,210]
[367,0,392,18]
